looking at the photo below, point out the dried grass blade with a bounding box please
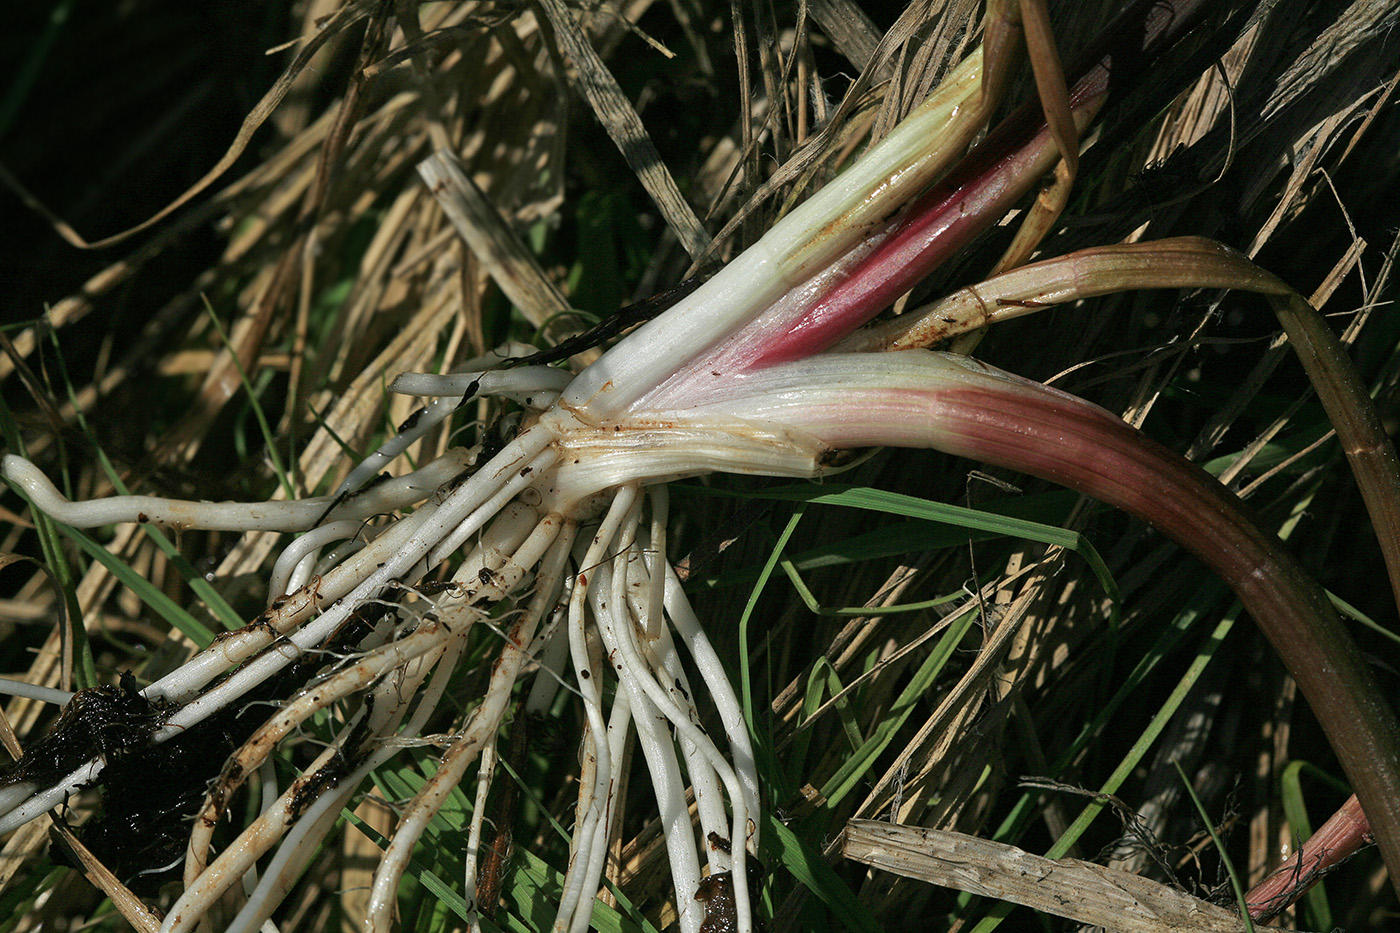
[0,820,47,893]
[418,150,571,330]
[1188,239,1364,465]
[730,0,758,219]
[1259,0,1400,123]
[847,569,1043,824]
[986,0,1077,276]
[806,0,885,74]
[47,819,162,933]
[534,0,710,260]
[0,1,367,250]
[842,821,1279,933]
[53,524,216,648]
[695,0,971,272]
[753,0,792,163]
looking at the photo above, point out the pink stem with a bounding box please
[790,366,1400,899]
[1246,793,1369,922]
[750,0,1211,367]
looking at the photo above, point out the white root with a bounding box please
[335,341,536,497]
[600,511,756,931]
[663,561,761,835]
[364,519,576,932]
[267,519,371,601]
[165,658,427,933]
[3,411,768,933]
[523,594,574,715]
[461,730,499,932]
[0,678,73,706]
[186,506,562,900]
[590,534,705,933]
[182,612,470,885]
[223,617,471,927]
[0,760,100,836]
[164,722,377,931]
[221,649,448,933]
[562,684,633,933]
[389,365,573,403]
[2,381,771,933]
[0,451,473,532]
[155,440,556,734]
[551,486,638,931]
[0,431,549,835]
[637,489,737,867]
[621,548,731,871]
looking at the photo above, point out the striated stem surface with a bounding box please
[921,376,1400,898]
[722,350,1400,898]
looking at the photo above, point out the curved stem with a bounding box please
[847,236,1400,621]
[743,350,1400,898]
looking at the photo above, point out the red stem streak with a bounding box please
[750,0,1211,367]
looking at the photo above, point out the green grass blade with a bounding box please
[820,605,977,807]
[1277,760,1349,930]
[780,555,965,615]
[1327,589,1400,647]
[738,505,805,769]
[764,815,881,933]
[704,483,1117,607]
[970,602,1238,932]
[344,810,476,924]
[0,0,72,142]
[54,523,216,648]
[0,393,97,687]
[37,319,245,634]
[77,453,244,633]
[1173,758,1254,932]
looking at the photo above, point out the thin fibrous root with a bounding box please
[0,450,473,532]
[364,517,576,932]
[553,487,638,932]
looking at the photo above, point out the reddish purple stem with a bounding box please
[750,0,1211,367]
[1246,793,1369,922]
[920,381,1400,906]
